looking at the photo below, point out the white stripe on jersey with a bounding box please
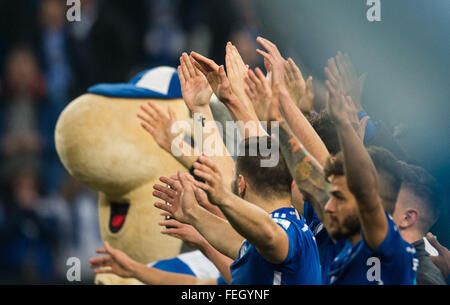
[273,271,282,285]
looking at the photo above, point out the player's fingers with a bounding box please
[154,201,173,213]
[192,169,213,184]
[159,176,182,192]
[198,154,219,173]
[153,183,177,198]
[153,190,174,203]
[183,52,196,78]
[324,67,338,87]
[158,219,181,228]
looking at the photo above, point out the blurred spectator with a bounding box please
[68,0,141,95]
[1,46,45,181]
[144,0,187,67]
[0,168,59,284]
[44,175,102,284]
[37,0,73,195]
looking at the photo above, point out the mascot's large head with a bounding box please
[55,67,190,284]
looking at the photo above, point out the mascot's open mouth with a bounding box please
[109,202,130,233]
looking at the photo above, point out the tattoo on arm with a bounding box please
[277,121,330,222]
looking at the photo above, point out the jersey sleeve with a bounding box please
[364,211,418,281]
[273,217,304,265]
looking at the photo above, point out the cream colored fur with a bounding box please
[55,94,190,284]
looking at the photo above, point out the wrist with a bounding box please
[190,105,210,114]
[187,203,204,225]
[218,190,235,207]
[129,260,144,278]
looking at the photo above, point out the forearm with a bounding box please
[198,239,233,283]
[336,121,378,207]
[277,121,330,222]
[194,105,235,185]
[279,98,329,166]
[218,194,287,263]
[169,139,198,169]
[132,262,213,285]
[224,97,268,139]
[336,120,388,249]
[190,206,244,260]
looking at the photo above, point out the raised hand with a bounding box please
[90,241,137,278]
[325,80,351,126]
[153,173,200,224]
[137,101,179,153]
[191,154,232,205]
[190,51,235,104]
[325,80,368,139]
[225,43,250,103]
[178,52,213,112]
[324,52,367,111]
[244,67,272,121]
[283,58,315,115]
[256,37,286,85]
[158,216,209,249]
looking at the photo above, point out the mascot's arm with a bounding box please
[90,242,217,285]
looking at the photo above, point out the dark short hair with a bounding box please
[236,136,292,199]
[324,146,402,214]
[398,162,441,232]
[309,112,340,155]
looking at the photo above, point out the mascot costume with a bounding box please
[55,67,190,284]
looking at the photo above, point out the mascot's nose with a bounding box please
[109,202,130,233]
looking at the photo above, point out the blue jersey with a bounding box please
[303,202,345,284]
[327,211,418,285]
[230,207,322,285]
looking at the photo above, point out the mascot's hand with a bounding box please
[90,241,140,279]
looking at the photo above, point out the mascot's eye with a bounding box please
[109,202,130,233]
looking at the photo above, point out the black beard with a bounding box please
[330,212,361,240]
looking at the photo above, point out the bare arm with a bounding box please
[153,174,244,260]
[90,242,217,285]
[157,217,233,283]
[137,101,197,169]
[269,85,330,223]
[193,156,290,264]
[191,50,267,139]
[178,52,235,185]
[255,38,329,166]
[326,89,387,250]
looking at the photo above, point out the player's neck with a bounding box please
[400,228,423,244]
[248,194,292,214]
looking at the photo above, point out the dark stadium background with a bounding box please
[0,0,448,284]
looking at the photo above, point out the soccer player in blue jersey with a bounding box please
[191,137,321,284]
[155,136,322,285]
[317,90,417,284]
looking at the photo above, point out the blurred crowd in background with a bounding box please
[0,0,448,284]
[0,0,263,284]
